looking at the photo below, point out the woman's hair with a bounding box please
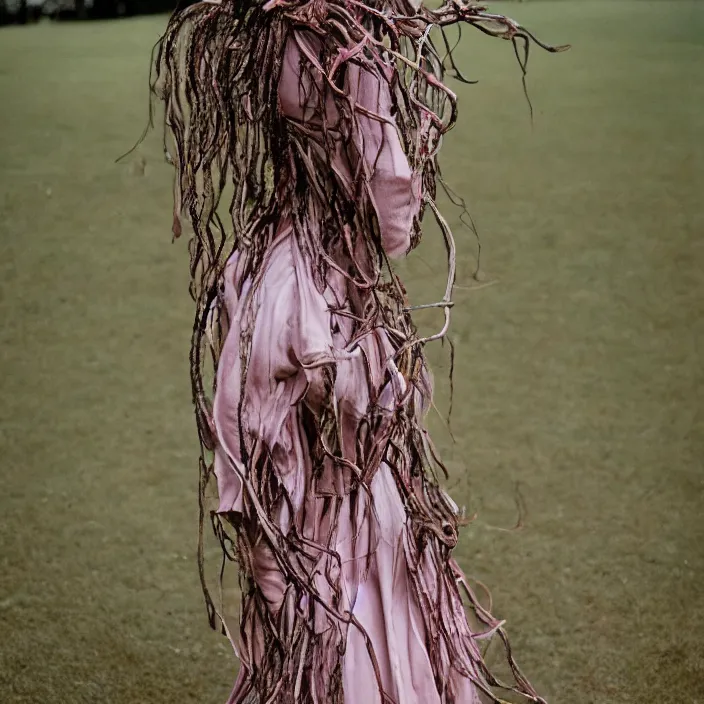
[151,2,565,701]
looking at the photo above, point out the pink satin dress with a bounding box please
[211,33,491,704]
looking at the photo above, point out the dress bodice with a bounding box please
[278,31,421,260]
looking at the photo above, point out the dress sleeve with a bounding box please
[278,33,421,259]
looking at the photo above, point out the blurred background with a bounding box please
[1,1,702,702]
[0,0,174,22]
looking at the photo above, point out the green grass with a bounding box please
[1,2,703,702]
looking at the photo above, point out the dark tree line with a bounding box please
[1,0,181,24]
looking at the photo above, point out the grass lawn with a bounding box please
[0,2,703,702]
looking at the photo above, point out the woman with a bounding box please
[154,1,564,701]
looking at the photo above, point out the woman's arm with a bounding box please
[347,62,421,258]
